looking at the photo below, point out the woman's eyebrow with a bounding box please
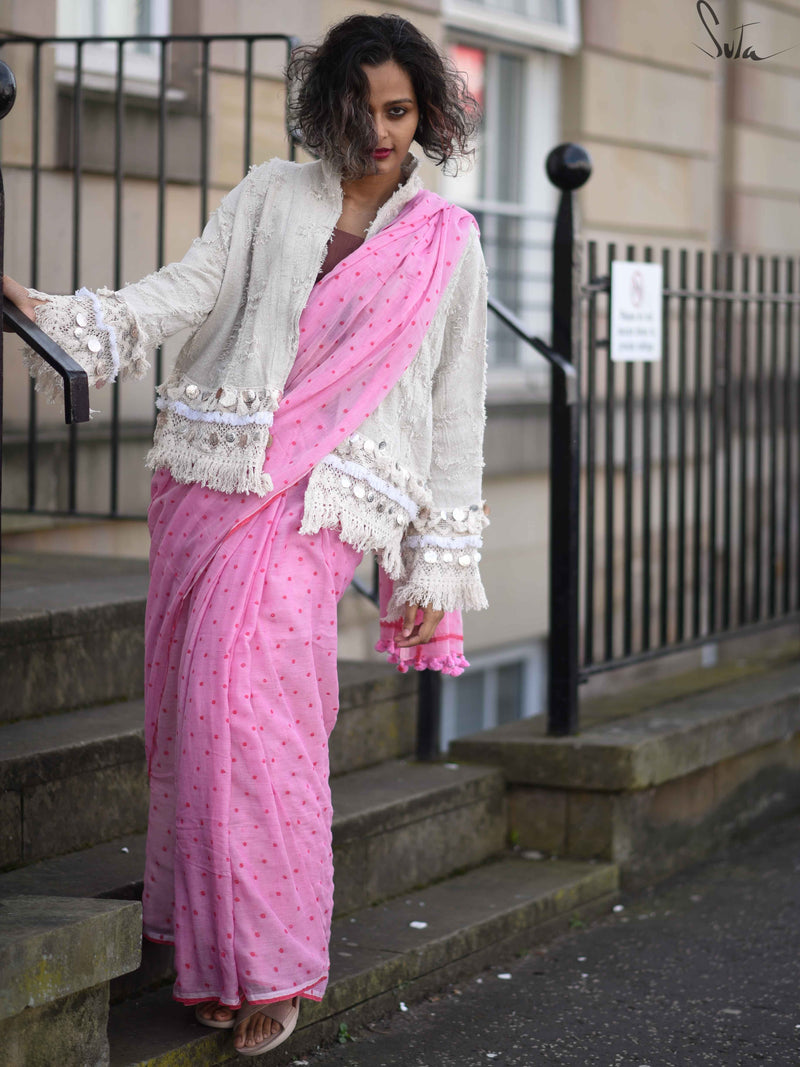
[383,97,415,105]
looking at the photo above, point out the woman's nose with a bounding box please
[373,115,388,142]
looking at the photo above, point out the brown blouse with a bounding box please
[316,227,364,282]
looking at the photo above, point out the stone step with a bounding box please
[450,659,800,888]
[0,553,417,746]
[0,757,507,1003]
[0,700,148,870]
[0,663,417,871]
[107,854,619,1067]
[0,894,142,1066]
[0,760,507,917]
[0,551,150,722]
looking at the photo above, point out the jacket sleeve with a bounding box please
[387,226,490,616]
[21,176,246,406]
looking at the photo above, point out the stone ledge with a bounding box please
[0,895,141,1021]
[450,661,800,791]
[331,760,507,915]
[332,760,505,844]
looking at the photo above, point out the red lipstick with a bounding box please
[373,148,392,159]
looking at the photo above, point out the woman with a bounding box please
[4,13,488,1057]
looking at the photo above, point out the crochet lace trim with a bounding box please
[385,554,489,617]
[145,404,274,496]
[23,287,149,410]
[157,378,281,420]
[404,533,483,550]
[300,432,437,578]
[336,432,433,513]
[300,457,414,578]
[383,500,489,616]
[321,453,419,518]
[155,397,275,427]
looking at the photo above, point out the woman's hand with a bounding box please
[394,601,446,648]
[3,274,45,330]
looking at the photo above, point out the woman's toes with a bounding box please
[234,1010,281,1047]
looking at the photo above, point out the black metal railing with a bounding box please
[0,31,297,519]
[579,245,800,682]
[0,58,90,548]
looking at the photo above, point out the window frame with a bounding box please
[440,640,547,751]
[443,36,561,389]
[443,0,581,53]
[55,0,175,98]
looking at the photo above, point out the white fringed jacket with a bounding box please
[24,154,489,615]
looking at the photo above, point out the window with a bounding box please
[444,0,580,52]
[56,0,173,95]
[439,642,547,750]
[442,42,560,381]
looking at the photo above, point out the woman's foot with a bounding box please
[196,1000,237,1028]
[234,1005,282,1050]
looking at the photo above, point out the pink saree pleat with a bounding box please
[142,190,474,1007]
[145,478,360,1004]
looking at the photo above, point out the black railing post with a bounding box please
[545,144,591,737]
[0,59,18,554]
[417,670,442,761]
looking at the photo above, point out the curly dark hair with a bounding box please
[286,14,481,180]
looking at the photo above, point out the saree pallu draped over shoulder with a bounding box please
[143,191,474,1007]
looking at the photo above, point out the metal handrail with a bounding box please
[487,294,578,404]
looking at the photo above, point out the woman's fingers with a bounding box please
[401,601,418,638]
[418,607,445,643]
[3,273,44,329]
[395,602,445,647]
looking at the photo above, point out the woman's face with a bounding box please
[360,60,419,179]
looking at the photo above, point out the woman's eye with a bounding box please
[388,108,408,118]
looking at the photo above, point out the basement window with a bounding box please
[440,641,547,751]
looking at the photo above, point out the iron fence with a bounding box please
[0,31,297,519]
[579,245,800,680]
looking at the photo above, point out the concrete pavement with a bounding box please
[298,809,800,1067]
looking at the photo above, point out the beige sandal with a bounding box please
[234,996,300,1057]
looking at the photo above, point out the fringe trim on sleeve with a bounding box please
[145,406,273,496]
[385,567,489,618]
[22,288,150,412]
[299,459,412,578]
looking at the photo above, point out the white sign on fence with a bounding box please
[610,261,663,362]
